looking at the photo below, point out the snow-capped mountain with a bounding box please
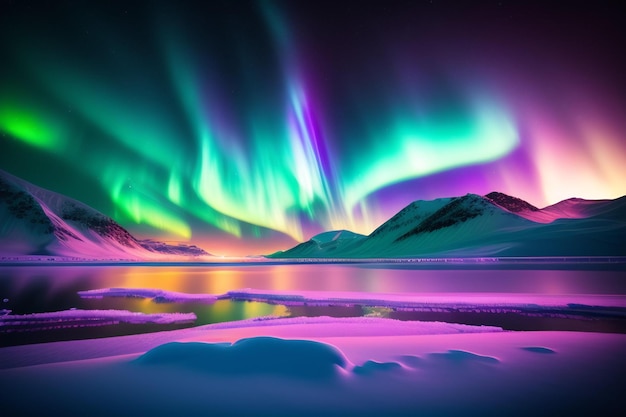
[0,170,210,260]
[270,193,626,258]
[278,230,367,258]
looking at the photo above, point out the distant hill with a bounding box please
[0,170,210,260]
[269,192,626,258]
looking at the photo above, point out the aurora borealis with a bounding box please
[1,1,625,255]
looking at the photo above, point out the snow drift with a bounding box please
[135,337,348,380]
[1,322,623,416]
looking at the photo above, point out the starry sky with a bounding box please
[1,0,625,255]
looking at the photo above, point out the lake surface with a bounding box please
[1,263,625,346]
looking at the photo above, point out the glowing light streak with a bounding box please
[1,1,624,255]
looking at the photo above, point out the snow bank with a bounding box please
[0,316,500,370]
[202,315,503,335]
[135,337,348,380]
[1,331,624,416]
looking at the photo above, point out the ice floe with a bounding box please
[0,309,197,330]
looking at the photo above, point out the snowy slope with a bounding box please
[364,194,538,257]
[0,170,210,259]
[270,192,626,258]
[369,198,452,240]
[486,191,626,224]
[275,230,367,258]
[311,230,365,244]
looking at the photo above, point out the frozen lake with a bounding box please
[2,263,626,346]
[1,262,626,416]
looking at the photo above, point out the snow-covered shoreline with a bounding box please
[2,255,626,265]
[1,316,624,416]
[0,316,503,370]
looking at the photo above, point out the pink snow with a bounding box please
[0,316,623,416]
[517,197,620,223]
[0,308,197,327]
[225,288,626,308]
[78,287,626,308]
[78,287,219,303]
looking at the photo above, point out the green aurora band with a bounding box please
[1,1,624,253]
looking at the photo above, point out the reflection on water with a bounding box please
[1,264,625,346]
[3,264,626,297]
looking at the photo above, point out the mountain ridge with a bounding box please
[269,192,626,258]
[0,169,210,260]
[2,169,623,260]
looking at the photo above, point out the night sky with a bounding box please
[1,0,625,255]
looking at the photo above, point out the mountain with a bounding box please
[277,230,367,258]
[484,191,540,213]
[0,170,210,260]
[269,193,626,258]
